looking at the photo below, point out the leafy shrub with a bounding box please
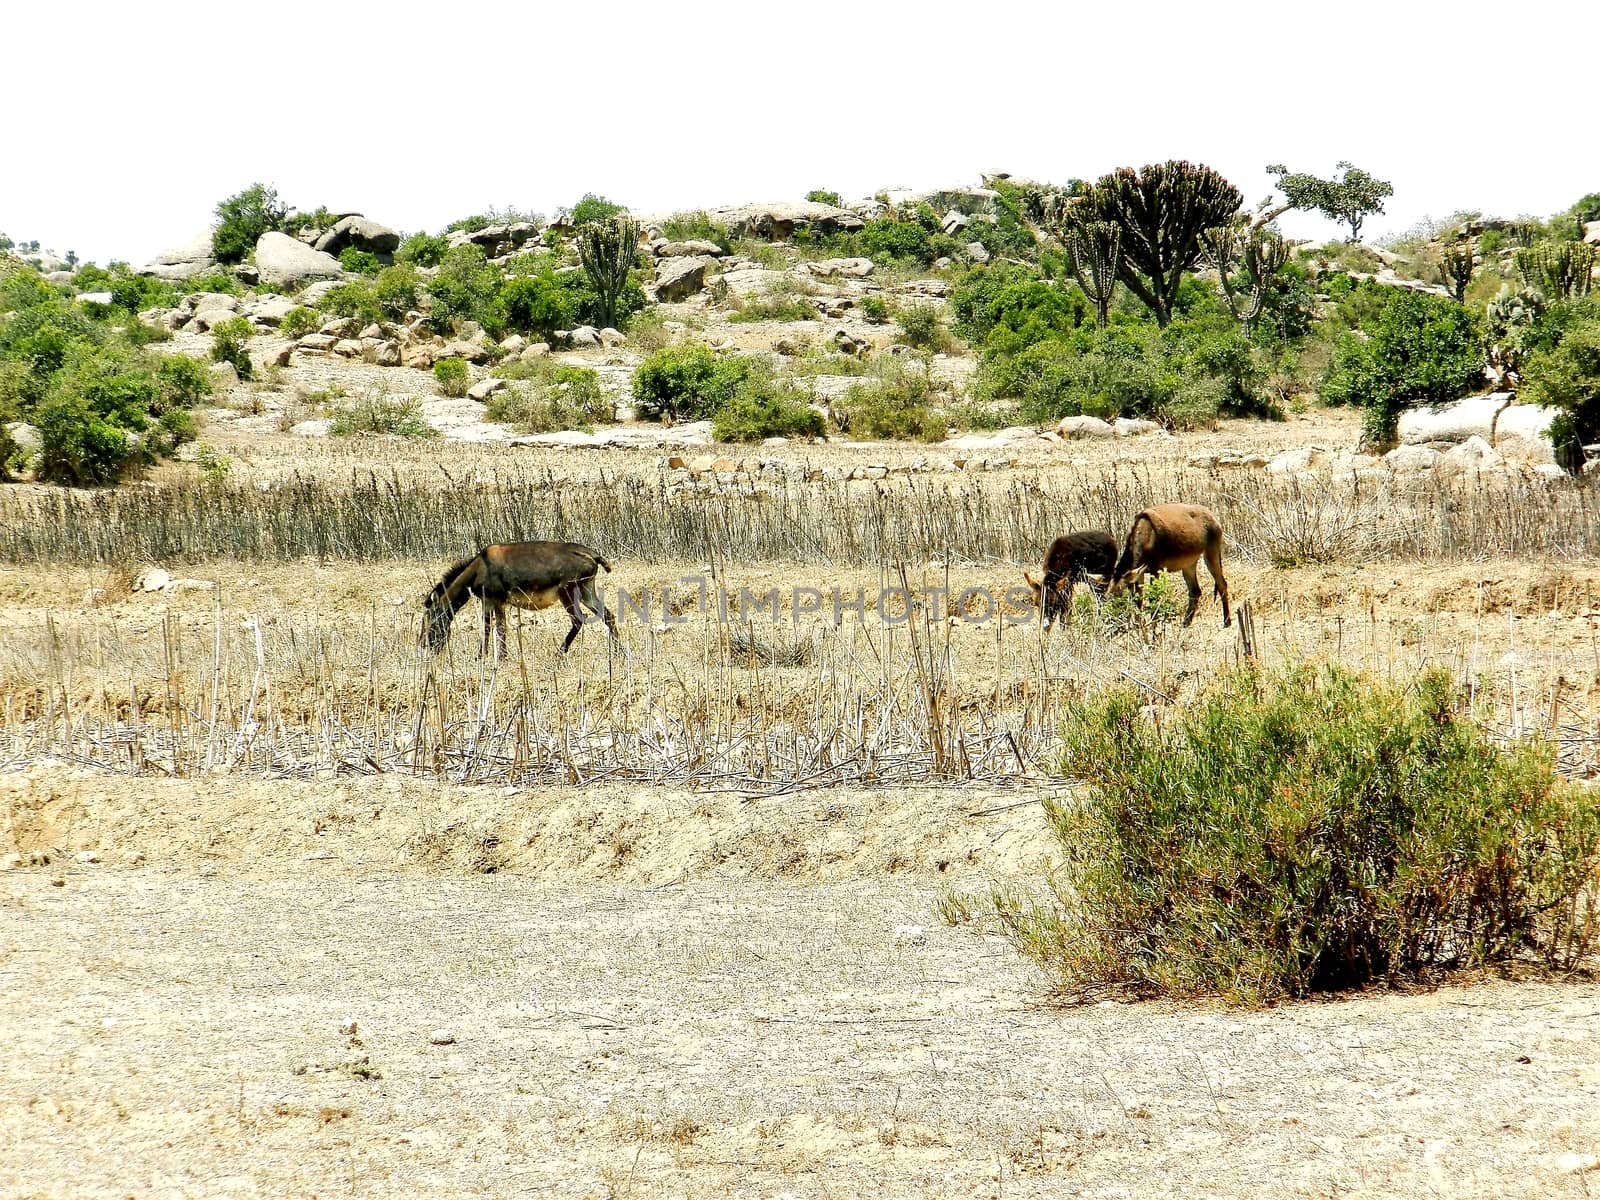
[485,363,610,432]
[425,245,506,336]
[838,361,949,441]
[175,270,245,298]
[632,344,751,421]
[1519,297,1600,471]
[711,376,825,442]
[34,395,133,485]
[728,282,816,323]
[859,295,890,324]
[950,265,1087,352]
[570,194,625,225]
[319,281,379,326]
[1319,290,1481,444]
[209,317,254,380]
[396,232,449,267]
[961,665,1600,1005]
[155,354,214,409]
[500,271,579,338]
[859,216,945,266]
[805,189,842,207]
[338,247,381,275]
[280,305,322,339]
[433,357,471,397]
[894,303,954,353]
[212,182,287,264]
[659,211,730,249]
[328,392,437,438]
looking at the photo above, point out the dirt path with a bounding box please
[4,867,1597,1199]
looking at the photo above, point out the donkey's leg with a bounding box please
[479,599,493,657]
[559,584,585,653]
[579,578,621,646]
[1207,546,1232,628]
[1180,565,1202,627]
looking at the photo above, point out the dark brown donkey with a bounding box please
[1110,503,1232,628]
[1023,530,1117,630]
[423,542,620,655]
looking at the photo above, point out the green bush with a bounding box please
[1319,290,1481,444]
[632,344,752,421]
[959,665,1600,1004]
[209,317,254,380]
[659,211,730,249]
[212,182,287,265]
[728,283,816,323]
[950,266,1088,352]
[338,247,381,275]
[328,392,437,438]
[1519,297,1600,471]
[500,271,579,338]
[859,295,890,324]
[433,357,471,397]
[279,306,322,339]
[805,189,842,207]
[396,232,449,267]
[894,302,954,353]
[711,377,825,442]
[34,395,133,485]
[425,246,506,336]
[175,270,245,298]
[839,361,949,441]
[485,363,610,432]
[570,193,625,225]
[155,354,214,410]
[859,216,945,266]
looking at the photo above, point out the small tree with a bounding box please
[213,183,288,264]
[1267,161,1394,242]
[1438,238,1475,304]
[569,194,625,225]
[1069,162,1242,327]
[1066,221,1121,327]
[578,217,640,331]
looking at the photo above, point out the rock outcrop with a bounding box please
[254,232,343,289]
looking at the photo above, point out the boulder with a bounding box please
[467,377,506,401]
[184,291,239,315]
[1057,415,1115,439]
[232,263,259,287]
[800,257,874,278]
[499,334,526,356]
[247,298,296,326]
[1385,444,1441,472]
[1397,392,1510,446]
[941,209,969,235]
[1441,435,1503,473]
[208,361,239,385]
[1113,418,1162,437]
[599,327,627,348]
[254,231,343,289]
[713,201,865,241]
[5,422,40,455]
[1493,403,1558,463]
[1266,446,1328,474]
[519,343,551,362]
[140,230,217,281]
[189,307,240,332]
[654,255,717,302]
[313,215,401,257]
[296,333,339,352]
[1584,220,1600,246]
[298,279,346,307]
[438,340,490,364]
[566,326,601,349]
[373,341,402,367]
[656,239,724,258]
[963,242,991,264]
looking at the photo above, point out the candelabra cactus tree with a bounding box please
[1515,242,1597,301]
[1066,219,1122,326]
[1203,221,1289,334]
[1439,238,1475,303]
[1072,161,1242,327]
[578,216,642,330]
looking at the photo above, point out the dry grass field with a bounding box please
[3,407,1600,1197]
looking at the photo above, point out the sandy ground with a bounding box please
[3,857,1599,1200]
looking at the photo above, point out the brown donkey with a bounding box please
[423,542,620,656]
[1110,504,1231,628]
[1023,529,1118,630]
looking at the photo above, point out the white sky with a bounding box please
[5,0,1593,266]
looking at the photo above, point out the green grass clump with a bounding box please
[961,664,1600,1005]
[485,363,611,433]
[328,392,437,439]
[433,357,471,397]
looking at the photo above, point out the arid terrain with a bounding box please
[5,267,1600,1195]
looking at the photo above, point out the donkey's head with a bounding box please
[420,584,456,654]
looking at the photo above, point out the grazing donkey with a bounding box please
[423,542,620,656]
[1023,530,1118,630]
[1110,504,1232,628]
